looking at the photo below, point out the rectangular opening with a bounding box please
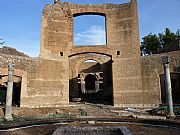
[117,51,120,55]
[60,52,63,56]
[74,14,106,46]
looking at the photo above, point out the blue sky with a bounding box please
[0,0,180,57]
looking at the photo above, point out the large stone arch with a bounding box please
[72,9,107,16]
[69,52,113,104]
[75,55,109,70]
[69,46,112,57]
[69,52,111,79]
[73,12,106,17]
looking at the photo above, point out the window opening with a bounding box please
[74,15,106,46]
[60,52,63,56]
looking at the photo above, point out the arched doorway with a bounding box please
[0,75,22,107]
[69,53,113,105]
[84,74,97,92]
[82,73,99,103]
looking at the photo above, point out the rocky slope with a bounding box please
[0,46,29,57]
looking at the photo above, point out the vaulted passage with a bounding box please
[69,53,113,105]
[84,74,97,91]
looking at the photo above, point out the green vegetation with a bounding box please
[141,28,180,55]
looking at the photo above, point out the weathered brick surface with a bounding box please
[0,0,179,108]
[139,51,180,106]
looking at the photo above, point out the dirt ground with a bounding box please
[0,123,180,135]
[0,103,119,118]
[0,103,180,135]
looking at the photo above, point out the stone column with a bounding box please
[4,64,14,121]
[95,81,99,92]
[162,56,175,118]
[81,81,85,94]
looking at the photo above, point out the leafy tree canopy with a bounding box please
[141,28,180,55]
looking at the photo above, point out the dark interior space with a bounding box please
[160,73,180,104]
[12,82,21,107]
[0,75,22,107]
[84,74,97,91]
[0,83,7,106]
[69,58,113,105]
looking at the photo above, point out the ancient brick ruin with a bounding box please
[0,0,179,108]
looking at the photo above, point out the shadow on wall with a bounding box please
[80,62,101,73]
[160,73,180,104]
[69,60,113,105]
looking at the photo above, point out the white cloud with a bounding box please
[74,25,106,45]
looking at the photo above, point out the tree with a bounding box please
[0,38,5,45]
[141,33,161,55]
[141,28,180,55]
[159,28,176,48]
[176,29,180,37]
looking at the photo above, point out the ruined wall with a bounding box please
[39,0,141,107]
[22,58,69,107]
[2,0,179,108]
[0,53,69,107]
[40,1,139,58]
[108,1,142,107]
[141,51,180,106]
[112,51,180,108]
[0,53,35,107]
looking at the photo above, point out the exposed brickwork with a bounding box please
[0,0,179,108]
[38,0,142,107]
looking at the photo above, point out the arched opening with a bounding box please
[79,59,100,73]
[84,74,97,91]
[0,75,22,107]
[69,53,113,105]
[73,14,106,46]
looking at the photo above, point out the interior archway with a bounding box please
[69,53,113,105]
[84,74,97,91]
